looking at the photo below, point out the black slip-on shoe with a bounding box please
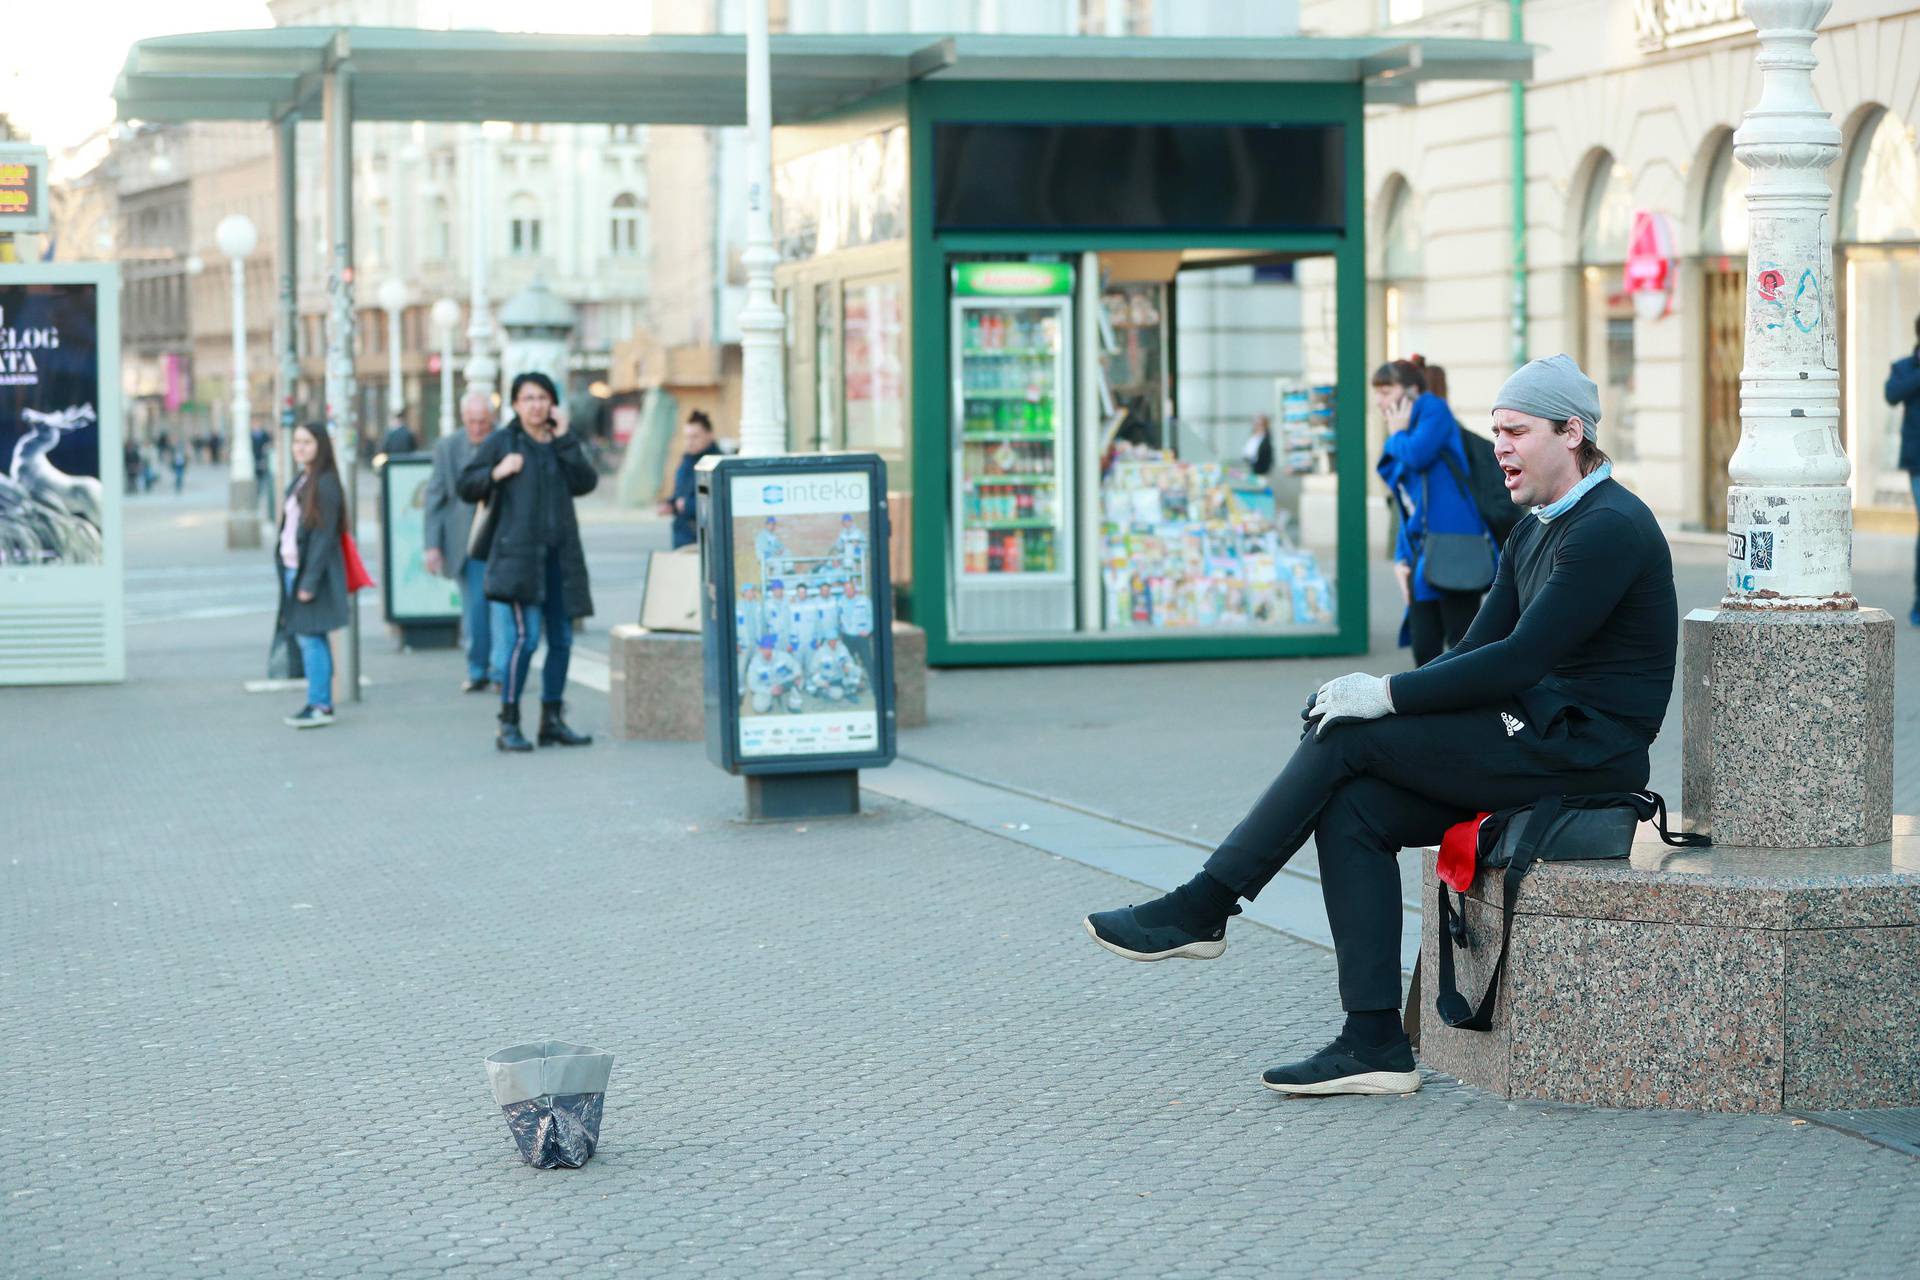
[1261,1035,1419,1097]
[462,677,493,694]
[1083,903,1231,962]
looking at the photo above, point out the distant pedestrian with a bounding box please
[123,440,142,494]
[381,413,418,458]
[1241,413,1274,478]
[170,442,187,493]
[1885,312,1920,626]
[1375,355,1492,667]
[665,409,720,550]
[425,391,505,692]
[457,371,598,753]
[274,423,348,729]
[251,424,273,517]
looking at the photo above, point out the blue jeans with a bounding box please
[462,556,505,683]
[281,566,335,710]
[499,547,572,707]
[1911,473,1920,607]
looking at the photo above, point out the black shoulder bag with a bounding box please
[467,433,521,562]
[1419,465,1497,593]
[1433,791,1709,1032]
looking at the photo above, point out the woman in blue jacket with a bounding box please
[1886,313,1920,626]
[1374,357,1493,666]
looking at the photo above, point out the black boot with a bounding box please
[538,701,593,747]
[496,702,534,753]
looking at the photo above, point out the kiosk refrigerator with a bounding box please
[949,261,1075,635]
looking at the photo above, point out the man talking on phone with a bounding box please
[1082,355,1678,1097]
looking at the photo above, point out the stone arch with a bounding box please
[1683,125,1738,260]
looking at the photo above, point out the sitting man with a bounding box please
[1084,354,1677,1097]
[806,634,866,702]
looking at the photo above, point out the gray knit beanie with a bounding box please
[1492,354,1601,442]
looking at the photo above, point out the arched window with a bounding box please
[429,196,453,262]
[1700,134,1749,257]
[1839,108,1920,513]
[1697,131,1748,528]
[1576,152,1636,460]
[609,192,641,256]
[1378,177,1424,363]
[508,193,542,257]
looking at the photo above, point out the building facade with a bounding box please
[1303,0,1920,532]
[271,0,652,443]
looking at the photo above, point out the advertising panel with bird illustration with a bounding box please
[1,282,103,567]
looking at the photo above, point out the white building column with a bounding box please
[1682,0,1894,848]
[736,0,788,457]
[432,296,462,439]
[218,213,260,549]
[379,276,408,437]
[464,124,501,408]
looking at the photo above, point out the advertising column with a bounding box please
[698,453,895,818]
[0,263,124,683]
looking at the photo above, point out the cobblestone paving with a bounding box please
[3,492,1916,1278]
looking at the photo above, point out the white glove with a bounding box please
[1307,672,1396,738]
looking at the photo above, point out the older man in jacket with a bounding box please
[424,391,504,692]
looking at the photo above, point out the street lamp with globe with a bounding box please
[216,212,261,548]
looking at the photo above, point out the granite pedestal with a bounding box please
[606,621,928,742]
[1682,607,1894,846]
[1418,822,1920,1112]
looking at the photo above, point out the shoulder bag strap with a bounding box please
[1642,791,1712,848]
[1434,794,1564,1032]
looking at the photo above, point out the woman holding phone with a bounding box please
[457,371,598,753]
[1374,356,1492,666]
[274,422,347,728]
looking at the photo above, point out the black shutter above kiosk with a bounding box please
[932,122,1346,234]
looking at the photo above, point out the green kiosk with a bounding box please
[108,26,1527,672]
[772,38,1531,666]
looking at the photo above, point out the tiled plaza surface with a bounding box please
[3,473,1915,1277]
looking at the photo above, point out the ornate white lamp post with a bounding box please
[432,296,463,439]
[1725,0,1851,606]
[217,212,260,549]
[737,0,787,457]
[1684,0,1894,847]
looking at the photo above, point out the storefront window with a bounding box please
[775,125,907,263]
[1842,109,1920,514]
[843,277,905,454]
[1097,255,1338,634]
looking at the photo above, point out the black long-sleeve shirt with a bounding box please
[1387,478,1677,742]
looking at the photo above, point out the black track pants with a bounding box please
[1202,696,1650,1011]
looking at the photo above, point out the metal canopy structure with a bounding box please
[113,27,1533,126]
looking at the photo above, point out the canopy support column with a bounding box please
[273,114,298,513]
[323,56,361,703]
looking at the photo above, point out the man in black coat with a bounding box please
[457,372,597,753]
[665,409,721,549]
[1884,312,1920,625]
